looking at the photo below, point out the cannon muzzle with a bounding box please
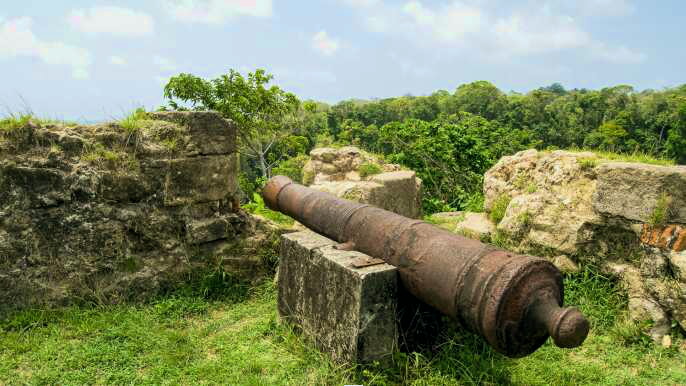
[263,175,589,357]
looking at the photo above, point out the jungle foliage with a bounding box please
[162,70,685,213]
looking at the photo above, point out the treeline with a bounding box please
[162,71,686,213]
[280,81,685,212]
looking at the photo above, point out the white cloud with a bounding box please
[0,17,91,79]
[68,6,154,37]
[154,56,177,71]
[492,13,589,55]
[312,30,339,56]
[110,56,127,66]
[164,0,272,24]
[402,1,483,42]
[350,1,643,64]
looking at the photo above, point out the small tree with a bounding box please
[163,69,300,177]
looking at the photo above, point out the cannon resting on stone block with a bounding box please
[263,175,590,358]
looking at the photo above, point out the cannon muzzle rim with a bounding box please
[262,175,293,211]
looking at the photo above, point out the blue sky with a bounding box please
[1,0,684,121]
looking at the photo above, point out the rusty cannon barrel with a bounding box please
[263,175,590,358]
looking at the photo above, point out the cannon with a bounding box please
[263,176,590,358]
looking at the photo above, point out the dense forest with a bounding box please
[162,70,686,214]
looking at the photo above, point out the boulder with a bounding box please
[483,148,686,338]
[484,150,603,254]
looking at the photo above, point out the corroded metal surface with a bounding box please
[263,176,590,357]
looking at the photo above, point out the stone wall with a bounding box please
[302,146,423,218]
[0,111,271,310]
[482,149,686,341]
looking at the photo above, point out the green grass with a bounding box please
[564,148,675,166]
[578,157,599,171]
[1,269,684,385]
[80,143,139,171]
[243,193,295,226]
[119,107,150,136]
[648,192,673,227]
[359,162,383,178]
[488,194,511,225]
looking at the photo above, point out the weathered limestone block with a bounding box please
[593,163,686,224]
[148,111,237,156]
[278,231,398,364]
[484,149,603,254]
[1,165,71,208]
[163,155,238,206]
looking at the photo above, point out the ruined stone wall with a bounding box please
[302,147,423,219]
[482,149,686,342]
[0,111,270,310]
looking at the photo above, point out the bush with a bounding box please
[272,154,309,183]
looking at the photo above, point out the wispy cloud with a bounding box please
[312,30,339,56]
[68,6,154,37]
[343,0,644,63]
[0,17,92,79]
[164,0,272,24]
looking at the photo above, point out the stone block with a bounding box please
[593,162,686,223]
[186,218,230,244]
[148,111,236,156]
[163,155,238,206]
[278,231,398,364]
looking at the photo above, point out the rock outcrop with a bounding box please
[0,112,275,310]
[302,147,423,218]
[483,149,686,340]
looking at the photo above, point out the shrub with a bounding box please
[272,154,309,183]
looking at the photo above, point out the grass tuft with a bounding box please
[119,107,149,137]
[648,192,672,227]
[358,162,383,178]
[578,157,599,171]
[565,148,675,166]
[488,194,511,225]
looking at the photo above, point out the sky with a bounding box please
[0,0,684,121]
